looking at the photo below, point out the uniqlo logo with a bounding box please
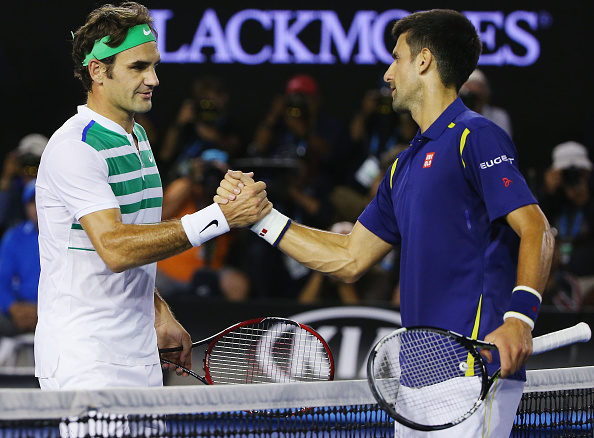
[259,228,268,237]
[423,152,435,168]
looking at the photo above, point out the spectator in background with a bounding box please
[156,154,250,302]
[540,142,594,303]
[249,74,344,229]
[0,179,39,336]
[0,134,47,237]
[347,85,417,190]
[542,232,582,311]
[244,74,344,299]
[249,74,343,166]
[459,69,513,137]
[331,83,417,223]
[159,76,244,181]
[299,145,406,305]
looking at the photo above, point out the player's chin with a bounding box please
[391,100,406,113]
[140,103,153,113]
[133,98,153,113]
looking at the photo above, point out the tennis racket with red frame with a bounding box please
[367,322,591,431]
[159,316,334,385]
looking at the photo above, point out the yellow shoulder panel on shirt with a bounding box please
[448,122,456,128]
[389,158,399,189]
[460,128,471,168]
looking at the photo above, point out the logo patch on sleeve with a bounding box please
[503,178,513,187]
[423,152,435,168]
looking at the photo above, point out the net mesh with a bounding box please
[512,367,593,438]
[0,367,591,438]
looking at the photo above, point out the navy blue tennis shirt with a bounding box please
[359,98,537,379]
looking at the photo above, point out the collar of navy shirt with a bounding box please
[414,97,468,143]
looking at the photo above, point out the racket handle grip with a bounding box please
[533,322,591,355]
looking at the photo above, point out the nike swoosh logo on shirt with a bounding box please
[200,220,218,233]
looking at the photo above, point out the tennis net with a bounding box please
[0,367,591,437]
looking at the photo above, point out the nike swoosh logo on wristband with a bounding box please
[200,220,218,233]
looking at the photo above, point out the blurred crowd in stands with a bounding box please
[1,69,593,338]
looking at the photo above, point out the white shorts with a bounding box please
[394,378,525,438]
[38,354,164,437]
[38,353,163,390]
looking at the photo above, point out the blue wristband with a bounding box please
[503,286,542,330]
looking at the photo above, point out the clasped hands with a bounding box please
[216,170,271,227]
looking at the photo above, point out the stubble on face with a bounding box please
[389,35,416,114]
[106,42,160,116]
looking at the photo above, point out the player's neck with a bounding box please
[86,93,135,134]
[414,85,458,134]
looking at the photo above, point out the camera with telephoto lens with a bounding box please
[562,166,585,187]
[195,98,219,124]
[376,94,393,116]
[17,153,41,177]
[285,94,311,121]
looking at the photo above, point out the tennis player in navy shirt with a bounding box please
[217,9,554,437]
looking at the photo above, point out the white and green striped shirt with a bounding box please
[35,105,163,377]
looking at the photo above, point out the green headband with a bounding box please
[82,24,156,66]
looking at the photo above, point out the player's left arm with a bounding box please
[482,203,555,378]
[154,289,192,376]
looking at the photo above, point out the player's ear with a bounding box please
[88,59,106,85]
[418,48,433,75]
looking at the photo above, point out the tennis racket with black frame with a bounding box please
[367,322,591,431]
[159,316,334,385]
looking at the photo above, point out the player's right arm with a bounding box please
[42,139,271,273]
[278,221,392,283]
[216,170,393,283]
[80,181,270,273]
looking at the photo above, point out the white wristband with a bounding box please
[180,203,230,247]
[250,208,291,246]
[503,311,535,330]
[512,285,542,302]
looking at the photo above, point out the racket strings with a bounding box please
[208,322,332,384]
[374,331,483,426]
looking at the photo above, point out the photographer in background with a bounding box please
[540,141,594,308]
[349,86,416,187]
[159,76,244,181]
[0,134,47,237]
[156,154,251,302]
[249,74,342,164]
[330,84,417,223]
[459,69,513,137]
[245,74,344,299]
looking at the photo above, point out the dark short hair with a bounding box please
[72,2,157,92]
[392,9,482,91]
